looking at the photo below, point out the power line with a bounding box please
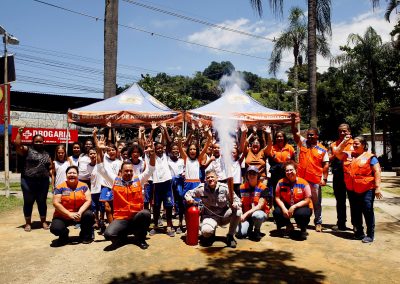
[122,0,275,41]
[32,0,269,60]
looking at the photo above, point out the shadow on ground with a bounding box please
[108,249,325,284]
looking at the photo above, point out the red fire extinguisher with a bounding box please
[186,204,200,246]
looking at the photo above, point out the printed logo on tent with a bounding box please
[227,94,250,105]
[119,95,143,105]
[71,113,80,120]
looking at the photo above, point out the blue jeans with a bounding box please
[237,210,267,237]
[172,175,185,217]
[353,189,375,239]
[309,182,322,225]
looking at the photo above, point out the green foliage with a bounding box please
[202,61,235,81]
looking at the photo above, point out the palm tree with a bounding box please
[269,7,330,102]
[384,0,399,22]
[104,0,119,99]
[333,27,384,153]
[250,0,331,128]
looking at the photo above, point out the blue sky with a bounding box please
[2,0,397,98]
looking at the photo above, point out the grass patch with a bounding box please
[382,187,400,195]
[322,185,335,198]
[0,195,24,213]
[0,182,21,191]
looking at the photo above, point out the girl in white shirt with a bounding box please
[168,143,185,233]
[51,144,71,189]
[150,142,175,237]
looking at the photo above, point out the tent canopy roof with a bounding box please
[73,83,173,113]
[186,84,297,124]
[68,83,182,127]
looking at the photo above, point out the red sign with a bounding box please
[11,127,78,144]
[0,84,10,125]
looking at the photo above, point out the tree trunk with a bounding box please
[368,68,376,154]
[308,0,318,128]
[104,0,119,99]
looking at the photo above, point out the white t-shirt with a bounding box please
[152,153,172,183]
[185,158,200,180]
[54,160,70,188]
[132,158,145,177]
[208,156,228,181]
[100,156,122,188]
[88,163,101,194]
[168,157,184,177]
[69,156,79,167]
[78,154,92,180]
[231,159,242,184]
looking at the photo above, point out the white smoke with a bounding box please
[213,71,248,177]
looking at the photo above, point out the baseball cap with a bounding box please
[247,165,259,173]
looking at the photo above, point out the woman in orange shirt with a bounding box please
[266,128,295,202]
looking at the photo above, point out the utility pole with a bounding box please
[0,26,19,198]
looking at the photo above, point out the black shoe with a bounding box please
[250,229,262,241]
[199,235,215,247]
[82,238,94,244]
[57,234,69,246]
[332,225,347,231]
[137,240,149,250]
[300,229,308,240]
[226,234,237,248]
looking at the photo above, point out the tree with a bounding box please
[269,6,330,110]
[249,0,331,128]
[104,0,119,99]
[334,27,385,153]
[202,61,235,80]
[383,0,400,22]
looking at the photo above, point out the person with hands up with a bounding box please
[291,113,329,233]
[334,135,382,243]
[14,127,52,232]
[103,142,156,250]
[50,166,94,245]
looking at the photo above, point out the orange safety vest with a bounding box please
[277,177,312,208]
[112,176,144,220]
[298,142,327,184]
[240,181,270,214]
[54,181,88,218]
[343,152,376,193]
[270,144,295,163]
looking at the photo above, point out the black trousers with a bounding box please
[104,209,151,242]
[50,209,94,240]
[21,176,49,218]
[273,204,312,230]
[333,173,349,227]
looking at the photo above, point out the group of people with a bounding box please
[14,114,383,249]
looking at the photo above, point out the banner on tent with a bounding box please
[68,111,183,126]
[185,111,299,125]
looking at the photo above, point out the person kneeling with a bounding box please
[185,170,242,248]
[236,166,269,241]
[103,145,155,250]
[50,166,94,245]
[273,161,312,240]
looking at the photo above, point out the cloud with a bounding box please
[186,18,279,55]
[317,9,396,72]
[276,9,397,79]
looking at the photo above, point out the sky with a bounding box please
[1,0,397,98]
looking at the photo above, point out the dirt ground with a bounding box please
[0,187,399,283]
